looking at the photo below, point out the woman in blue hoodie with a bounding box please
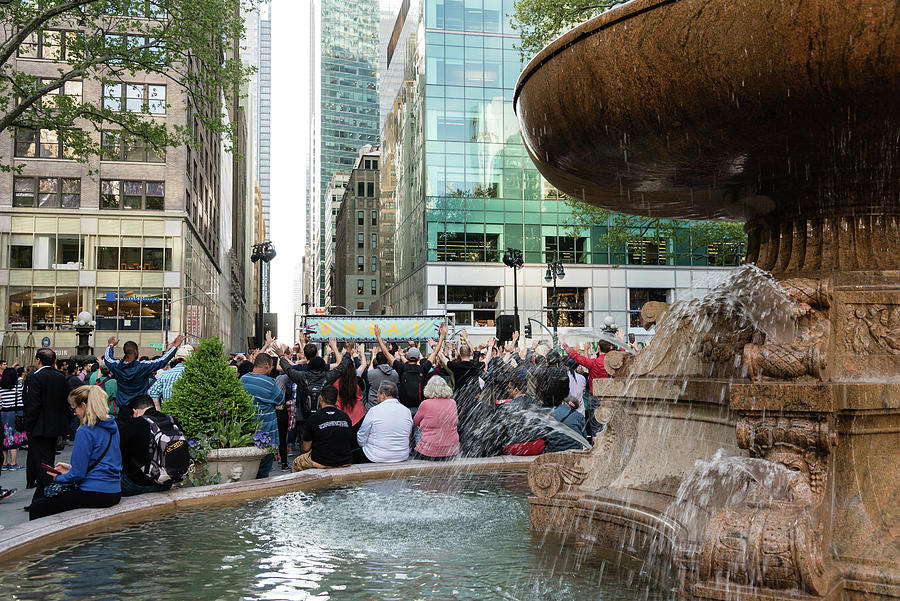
[29,385,122,520]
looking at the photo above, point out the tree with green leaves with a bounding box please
[562,194,747,265]
[510,0,625,60]
[0,0,253,168]
[164,336,257,442]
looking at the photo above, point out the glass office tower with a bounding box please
[380,0,741,336]
[315,0,380,306]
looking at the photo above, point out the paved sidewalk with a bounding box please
[0,444,73,529]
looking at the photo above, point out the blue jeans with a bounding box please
[120,473,170,497]
[256,453,275,479]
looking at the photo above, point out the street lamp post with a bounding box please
[502,247,524,338]
[544,259,565,347]
[251,241,277,348]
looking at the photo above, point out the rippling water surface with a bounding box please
[0,473,670,600]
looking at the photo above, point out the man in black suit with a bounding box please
[24,348,71,500]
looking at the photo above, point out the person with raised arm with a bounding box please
[103,334,183,418]
[374,324,446,415]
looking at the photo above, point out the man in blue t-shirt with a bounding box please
[240,353,282,478]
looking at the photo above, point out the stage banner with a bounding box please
[304,315,445,342]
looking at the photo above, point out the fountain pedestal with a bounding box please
[515,0,899,598]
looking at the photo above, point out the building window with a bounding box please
[366,182,374,197]
[357,279,364,294]
[627,238,668,265]
[371,256,377,273]
[437,286,499,308]
[10,244,32,269]
[13,177,80,208]
[371,279,377,295]
[707,242,744,266]
[7,287,81,331]
[102,82,166,114]
[545,236,588,264]
[435,232,500,262]
[357,233,364,248]
[100,180,165,210]
[357,256,364,272]
[25,78,83,108]
[357,211,364,226]
[357,181,365,196]
[357,301,365,311]
[101,130,164,162]
[17,30,79,60]
[546,287,586,327]
[629,288,669,328]
[371,233,377,249]
[371,210,377,226]
[14,127,73,159]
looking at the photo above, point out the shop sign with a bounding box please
[105,292,161,303]
[41,337,51,348]
[149,344,165,351]
[305,316,445,342]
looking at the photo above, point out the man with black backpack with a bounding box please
[374,324,446,416]
[117,394,189,496]
[542,352,571,408]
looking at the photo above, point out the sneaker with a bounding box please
[1,465,8,471]
[11,465,24,471]
[0,488,17,501]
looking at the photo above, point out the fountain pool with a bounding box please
[0,473,670,601]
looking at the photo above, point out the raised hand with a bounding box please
[512,330,519,342]
[373,325,382,338]
[171,334,184,348]
[108,337,119,347]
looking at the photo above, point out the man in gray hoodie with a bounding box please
[361,352,398,411]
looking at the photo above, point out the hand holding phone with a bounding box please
[41,462,61,475]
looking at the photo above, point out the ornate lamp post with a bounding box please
[251,241,276,348]
[544,260,565,346]
[502,247,524,336]
[72,310,97,365]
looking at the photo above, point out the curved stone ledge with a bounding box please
[0,456,537,564]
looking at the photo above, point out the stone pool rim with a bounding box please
[0,456,537,564]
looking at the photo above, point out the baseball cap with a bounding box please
[407,348,421,361]
[175,345,194,360]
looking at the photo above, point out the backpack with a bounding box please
[543,366,570,407]
[141,414,190,485]
[300,370,328,419]
[398,364,424,408]
[96,376,117,416]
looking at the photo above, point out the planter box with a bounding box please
[195,446,269,484]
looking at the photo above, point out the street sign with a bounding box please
[41,337,51,348]
[149,343,165,351]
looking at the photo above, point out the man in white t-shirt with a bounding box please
[353,381,412,463]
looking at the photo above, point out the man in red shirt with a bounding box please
[560,338,616,395]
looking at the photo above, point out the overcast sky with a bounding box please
[269,0,311,340]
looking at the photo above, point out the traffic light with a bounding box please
[524,322,532,338]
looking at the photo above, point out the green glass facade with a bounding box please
[380,0,741,313]
[318,0,379,304]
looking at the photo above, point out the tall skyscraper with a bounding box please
[378,0,742,338]
[307,0,380,308]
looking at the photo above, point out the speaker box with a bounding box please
[263,313,278,340]
[496,314,519,343]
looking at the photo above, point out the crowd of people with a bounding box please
[0,323,620,522]
[229,325,618,475]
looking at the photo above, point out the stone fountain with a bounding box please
[515,1,899,599]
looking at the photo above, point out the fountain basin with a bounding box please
[514,0,900,222]
[0,467,673,600]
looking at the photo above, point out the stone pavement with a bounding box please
[0,444,73,530]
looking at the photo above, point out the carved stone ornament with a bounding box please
[842,303,900,356]
[528,400,637,499]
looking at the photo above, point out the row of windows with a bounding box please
[356,256,377,273]
[357,211,378,226]
[19,30,167,64]
[102,83,167,115]
[8,287,169,332]
[356,181,376,197]
[11,177,164,210]
[15,124,166,162]
[356,279,378,295]
[9,237,172,272]
[356,233,378,249]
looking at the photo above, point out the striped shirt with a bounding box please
[147,363,186,403]
[0,382,23,411]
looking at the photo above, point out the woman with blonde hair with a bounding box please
[29,385,122,520]
[411,376,459,461]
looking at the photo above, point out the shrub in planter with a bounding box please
[164,336,257,441]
